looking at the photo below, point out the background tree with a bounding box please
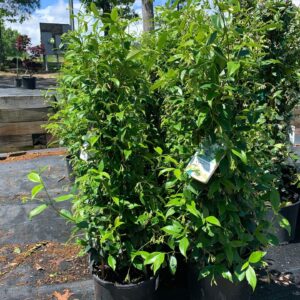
[1,25,20,58]
[0,0,40,65]
[81,0,135,17]
[142,0,154,31]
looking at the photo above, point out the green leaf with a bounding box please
[196,112,207,127]
[227,61,240,76]
[54,194,73,202]
[248,251,266,264]
[241,261,249,271]
[169,255,177,275]
[111,7,118,21]
[205,216,221,227]
[153,253,165,275]
[154,147,163,155]
[231,149,247,164]
[31,184,44,199]
[162,224,182,237]
[29,204,48,220]
[144,252,165,274]
[207,31,217,45]
[222,270,233,282]
[186,201,201,218]
[28,172,41,183]
[126,49,142,61]
[279,216,291,235]
[59,209,73,221]
[173,169,182,180]
[246,265,257,291]
[90,3,100,17]
[225,245,233,265]
[124,150,132,160]
[270,189,280,210]
[108,255,116,271]
[179,237,189,258]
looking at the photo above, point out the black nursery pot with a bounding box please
[273,199,300,243]
[93,274,158,300]
[188,268,251,300]
[22,76,36,89]
[15,78,22,87]
[65,155,75,182]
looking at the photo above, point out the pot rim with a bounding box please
[280,198,300,209]
[22,76,36,79]
[93,274,157,289]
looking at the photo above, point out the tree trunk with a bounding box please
[0,19,4,66]
[142,0,154,32]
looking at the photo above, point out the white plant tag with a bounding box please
[289,125,295,145]
[186,144,223,184]
[80,142,89,161]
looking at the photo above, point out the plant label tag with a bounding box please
[185,144,224,184]
[289,125,295,145]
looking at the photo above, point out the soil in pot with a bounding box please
[22,76,36,89]
[93,274,158,300]
[188,267,251,300]
[15,78,22,87]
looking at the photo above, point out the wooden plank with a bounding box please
[0,107,51,123]
[0,121,46,136]
[0,97,51,109]
[0,135,33,153]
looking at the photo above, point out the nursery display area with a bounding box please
[1,0,300,299]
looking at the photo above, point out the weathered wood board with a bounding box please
[0,107,50,123]
[0,135,33,153]
[0,96,50,109]
[0,121,46,136]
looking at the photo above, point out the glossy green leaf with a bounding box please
[169,255,177,275]
[108,255,116,271]
[231,149,247,164]
[227,61,240,76]
[205,216,221,227]
[111,8,118,21]
[179,237,189,258]
[248,251,266,264]
[28,172,41,183]
[54,194,73,202]
[246,265,257,291]
[29,204,48,220]
[31,184,43,199]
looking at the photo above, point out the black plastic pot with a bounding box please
[270,200,300,243]
[22,76,36,89]
[65,155,75,182]
[93,274,158,300]
[15,78,22,87]
[188,273,251,300]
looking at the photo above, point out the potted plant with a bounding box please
[14,35,31,87]
[22,44,45,89]
[254,0,300,244]
[26,7,174,300]
[142,1,284,299]
[268,163,300,243]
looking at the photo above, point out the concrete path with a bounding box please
[0,150,94,300]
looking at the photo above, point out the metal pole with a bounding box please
[69,0,75,31]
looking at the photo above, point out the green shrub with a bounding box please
[27,0,298,290]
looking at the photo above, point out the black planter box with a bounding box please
[15,78,22,87]
[22,76,36,89]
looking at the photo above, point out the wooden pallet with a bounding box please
[0,93,52,153]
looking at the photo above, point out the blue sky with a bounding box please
[6,0,168,44]
[6,0,300,45]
